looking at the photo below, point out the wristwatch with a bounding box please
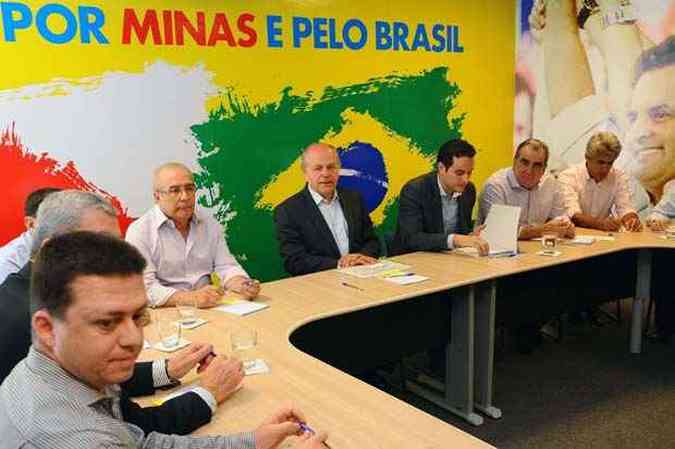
[577,0,600,29]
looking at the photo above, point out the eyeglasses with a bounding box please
[157,183,197,198]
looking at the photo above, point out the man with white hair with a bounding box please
[559,131,642,231]
[126,163,260,308]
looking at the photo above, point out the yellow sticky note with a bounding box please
[218,294,243,306]
[378,269,407,277]
[210,272,222,289]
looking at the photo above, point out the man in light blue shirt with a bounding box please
[0,188,59,284]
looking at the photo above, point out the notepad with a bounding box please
[593,235,616,242]
[384,274,429,285]
[214,300,268,316]
[536,250,562,257]
[566,236,595,245]
[338,260,411,278]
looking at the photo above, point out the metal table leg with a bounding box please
[405,286,483,425]
[474,280,501,419]
[631,249,652,354]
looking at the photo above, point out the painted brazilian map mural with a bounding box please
[0,1,515,281]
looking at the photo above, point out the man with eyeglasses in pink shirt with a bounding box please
[126,163,260,309]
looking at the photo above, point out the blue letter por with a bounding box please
[1,2,32,42]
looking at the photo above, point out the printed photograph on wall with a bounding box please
[516,0,675,221]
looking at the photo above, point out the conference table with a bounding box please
[139,228,673,447]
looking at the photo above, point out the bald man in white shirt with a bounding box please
[126,163,260,308]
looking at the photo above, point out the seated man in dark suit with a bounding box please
[274,143,381,276]
[0,190,244,436]
[391,139,487,378]
[395,138,488,255]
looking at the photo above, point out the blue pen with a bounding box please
[299,423,332,448]
[299,422,314,434]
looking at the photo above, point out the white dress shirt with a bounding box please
[308,186,350,256]
[125,205,248,307]
[477,168,567,227]
[558,163,635,219]
[0,230,33,284]
[649,180,675,222]
[438,176,461,249]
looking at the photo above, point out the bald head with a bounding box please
[152,162,197,226]
[300,143,340,172]
[301,143,341,200]
[153,162,193,191]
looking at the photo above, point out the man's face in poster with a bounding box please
[626,64,675,200]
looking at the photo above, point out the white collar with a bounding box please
[152,204,200,230]
[437,175,461,200]
[308,185,338,205]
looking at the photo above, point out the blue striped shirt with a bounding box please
[0,348,254,449]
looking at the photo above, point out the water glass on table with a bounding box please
[156,310,182,349]
[231,328,257,370]
[541,233,558,249]
[177,296,198,326]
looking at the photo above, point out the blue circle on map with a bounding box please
[337,142,388,213]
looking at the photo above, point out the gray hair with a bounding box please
[585,132,621,161]
[31,190,117,255]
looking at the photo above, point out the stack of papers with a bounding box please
[338,260,411,278]
[455,205,520,257]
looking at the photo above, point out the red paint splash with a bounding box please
[0,124,135,245]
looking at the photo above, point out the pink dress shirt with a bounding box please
[558,163,635,219]
[125,205,248,306]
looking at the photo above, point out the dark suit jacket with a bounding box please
[394,171,475,254]
[274,186,381,276]
[0,262,210,435]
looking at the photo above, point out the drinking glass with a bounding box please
[156,310,182,349]
[231,328,257,369]
[541,234,557,249]
[177,296,198,326]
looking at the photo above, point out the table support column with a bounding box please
[474,280,501,419]
[631,249,652,354]
[405,286,483,425]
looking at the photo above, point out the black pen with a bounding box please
[341,281,364,291]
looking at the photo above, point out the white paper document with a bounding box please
[337,260,411,278]
[566,235,595,245]
[214,300,269,316]
[384,274,429,285]
[456,204,520,257]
